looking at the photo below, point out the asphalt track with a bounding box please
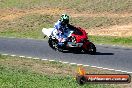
[0,37,132,72]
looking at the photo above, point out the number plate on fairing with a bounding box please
[67,42,83,47]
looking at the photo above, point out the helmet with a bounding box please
[60,14,69,24]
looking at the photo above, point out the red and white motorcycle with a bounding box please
[42,25,96,54]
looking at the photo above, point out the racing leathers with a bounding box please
[52,20,70,44]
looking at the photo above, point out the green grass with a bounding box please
[0,0,131,87]
[0,0,132,47]
[71,16,132,29]
[0,0,131,13]
[0,13,131,47]
[0,13,132,36]
[0,55,121,88]
[0,65,117,88]
[0,14,55,38]
[89,35,132,47]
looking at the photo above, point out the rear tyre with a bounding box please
[88,43,96,55]
[84,43,96,55]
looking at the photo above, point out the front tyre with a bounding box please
[48,38,58,50]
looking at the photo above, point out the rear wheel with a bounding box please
[84,43,96,55]
[88,43,96,55]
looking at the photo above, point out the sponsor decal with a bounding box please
[76,66,131,85]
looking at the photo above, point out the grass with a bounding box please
[0,13,131,46]
[89,36,132,47]
[0,55,123,88]
[0,65,75,88]
[0,14,55,38]
[71,16,132,29]
[0,0,131,13]
[0,65,117,88]
[0,0,131,87]
[0,0,132,47]
[0,13,132,35]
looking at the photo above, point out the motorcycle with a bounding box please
[42,25,96,54]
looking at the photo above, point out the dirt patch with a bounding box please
[0,7,63,21]
[1,7,132,21]
[88,24,132,37]
[71,13,132,18]
[0,7,132,37]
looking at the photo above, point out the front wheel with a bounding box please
[48,38,64,52]
[48,38,58,50]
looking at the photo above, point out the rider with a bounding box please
[53,14,70,45]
